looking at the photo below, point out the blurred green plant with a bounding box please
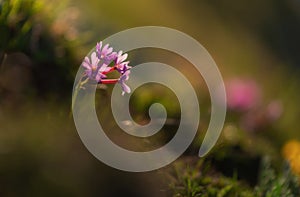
[0,0,39,54]
[167,158,254,197]
[167,156,300,197]
[0,0,82,100]
[255,157,300,197]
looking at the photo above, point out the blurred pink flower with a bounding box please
[240,100,283,132]
[265,100,283,121]
[226,78,261,111]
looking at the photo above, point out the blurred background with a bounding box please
[1,0,300,196]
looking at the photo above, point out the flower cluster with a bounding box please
[225,78,283,132]
[82,41,131,95]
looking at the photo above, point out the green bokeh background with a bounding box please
[1,0,300,196]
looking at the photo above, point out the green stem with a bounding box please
[70,76,89,116]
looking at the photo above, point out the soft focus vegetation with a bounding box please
[1,0,300,196]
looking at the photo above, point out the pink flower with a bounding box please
[240,100,283,131]
[226,78,261,111]
[96,41,117,65]
[118,70,131,95]
[114,50,131,74]
[82,52,107,82]
[266,100,283,121]
[81,41,132,95]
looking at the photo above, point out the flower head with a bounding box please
[114,51,131,74]
[96,41,116,65]
[81,41,132,95]
[119,70,131,95]
[82,52,107,82]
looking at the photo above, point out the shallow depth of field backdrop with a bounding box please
[1,0,300,196]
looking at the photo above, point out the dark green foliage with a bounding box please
[0,0,36,52]
[167,156,300,197]
[167,158,255,197]
[0,0,80,100]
